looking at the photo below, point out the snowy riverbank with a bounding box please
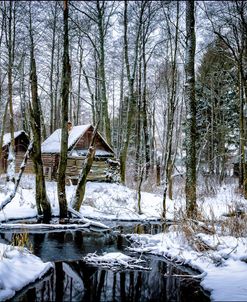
[0,174,247,300]
[128,229,247,301]
[0,243,52,301]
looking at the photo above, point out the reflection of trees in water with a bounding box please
[15,258,210,302]
[134,223,167,235]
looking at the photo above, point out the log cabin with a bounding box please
[0,130,33,173]
[41,124,120,183]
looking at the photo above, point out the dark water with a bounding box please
[0,222,210,302]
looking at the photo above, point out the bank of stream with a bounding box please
[0,220,211,301]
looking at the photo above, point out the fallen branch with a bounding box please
[83,252,150,271]
[68,206,109,230]
[0,142,33,211]
[0,222,90,231]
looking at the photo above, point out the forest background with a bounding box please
[0,0,246,219]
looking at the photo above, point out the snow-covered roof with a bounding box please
[41,124,114,155]
[2,130,26,147]
[41,125,91,153]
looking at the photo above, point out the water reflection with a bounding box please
[0,230,124,262]
[13,257,209,302]
[0,225,210,302]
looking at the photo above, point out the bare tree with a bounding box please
[120,1,146,184]
[70,1,115,144]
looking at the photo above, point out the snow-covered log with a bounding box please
[68,206,109,230]
[83,252,150,271]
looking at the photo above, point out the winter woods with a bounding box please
[0,1,246,218]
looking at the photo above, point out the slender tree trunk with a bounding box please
[57,0,71,218]
[29,78,51,219]
[5,1,15,183]
[49,2,58,135]
[54,43,61,130]
[142,26,150,179]
[83,67,96,124]
[77,41,83,125]
[0,101,8,173]
[162,1,179,217]
[134,45,142,182]
[94,55,101,127]
[239,64,247,197]
[120,1,144,184]
[97,1,111,145]
[19,57,28,133]
[117,55,124,157]
[185,0,197,218]
[71,123,98,211]
[29,4,51,221]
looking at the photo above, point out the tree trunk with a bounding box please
[54,43,61,130]
[57,0,71,218]
[0,101,8,173]
[71,124,98,211]
[5,1,15,184]
[142,26,150,179]
[134,45,142,182]
[97,1,111,145]
[76,41,83,125]
[29,4,51,221]
[120,1,144,184]
[162,1,179,217]
[185,0,197,218]
[49,1,58,135]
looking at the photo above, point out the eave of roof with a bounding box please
[2,130,27,147]
[41,124,114,155]
[41,125,91,153]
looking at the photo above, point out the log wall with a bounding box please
[0,151,34,174]
[41,154,120,183]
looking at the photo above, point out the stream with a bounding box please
[0,220,211,301]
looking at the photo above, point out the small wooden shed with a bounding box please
[41,124,119,183]
[0,130,33,173]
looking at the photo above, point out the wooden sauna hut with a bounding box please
[0,130,32,173]
[41,124,120,183]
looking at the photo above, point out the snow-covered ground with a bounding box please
[1,174,245,223]
[128,229,247,301]
[0,174,247,301]
[0,243,52,301]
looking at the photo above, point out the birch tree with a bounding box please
[4,1,16,184]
